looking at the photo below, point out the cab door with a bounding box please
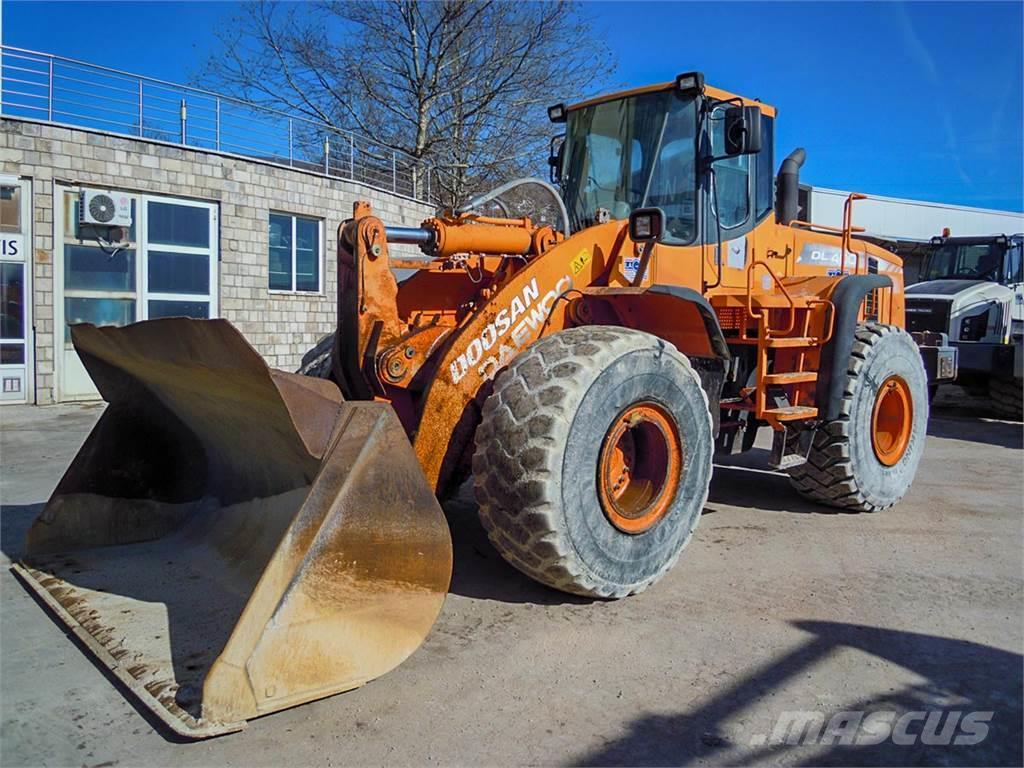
[699,106,782,291]
[747,114,788,281]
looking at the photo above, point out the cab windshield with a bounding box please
[922,241,1005,282]
[562,90,697,244]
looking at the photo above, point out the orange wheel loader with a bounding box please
[13,72,953,737]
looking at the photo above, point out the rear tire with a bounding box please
[989,377,1023,421]
[472,326,713,598]
[788,323,928,512]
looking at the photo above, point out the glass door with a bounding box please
[55,186,218,401]
[0,178,31,403]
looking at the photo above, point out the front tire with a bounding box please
[472,326,713,598]
[788,323,929,512]
[989,377,1023,421]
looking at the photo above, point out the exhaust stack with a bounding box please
[777,148,806,226]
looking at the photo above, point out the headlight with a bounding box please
[959,308,990,341]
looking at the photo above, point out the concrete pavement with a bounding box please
[1,398,1021,767]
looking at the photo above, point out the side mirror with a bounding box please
[628,207,665,243]
[724,106,763,156]
[548,135,565,185]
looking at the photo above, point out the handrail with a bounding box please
[746,258,796,336]
[807,298,836,344]
[1,45,388,139]
[0,45,435,202]
[841,193,868,274]
[789,219,866,235]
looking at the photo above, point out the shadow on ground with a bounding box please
[710,410,1023,516]
[442,482,590,606]
[0,502,41,562]
[573,621,1023,767]
[927,412,1023,450]
[708,451,826,516]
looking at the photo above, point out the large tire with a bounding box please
[788,323,928,512]
[989,377,1023,421]
[472,326,713,598]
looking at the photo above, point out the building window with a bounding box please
[60,191,217,344]
[269,213,321,292]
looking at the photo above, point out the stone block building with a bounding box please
[0,117,433,405]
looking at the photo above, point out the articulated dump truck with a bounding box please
[13,73,953,737]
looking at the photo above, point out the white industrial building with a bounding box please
[801,186,1024,282]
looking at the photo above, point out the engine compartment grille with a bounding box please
[905,298,951,334]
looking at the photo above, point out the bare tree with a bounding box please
[203,0,614,208]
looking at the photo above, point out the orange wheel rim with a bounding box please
[871,375,913,466]
[597,402,683,534]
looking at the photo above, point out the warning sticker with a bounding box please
[570,248,592,275]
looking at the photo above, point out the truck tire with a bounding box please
[788,323,928,512]
[989,377,1023,421]
[472,326,713,598]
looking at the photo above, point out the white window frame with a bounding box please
[141,196,219,320]
[268,212,324,295]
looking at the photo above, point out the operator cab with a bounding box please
[548,73,777,245]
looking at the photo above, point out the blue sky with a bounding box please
[3,1,1022,211]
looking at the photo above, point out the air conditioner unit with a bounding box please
[79,189,132,227]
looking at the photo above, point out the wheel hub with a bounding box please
[597,402,683,534]
[871,375,913,466]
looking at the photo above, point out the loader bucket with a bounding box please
[12,319,452,738]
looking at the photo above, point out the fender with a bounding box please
[648,285,732,360]
[817,274,893,420]
[580,284,731,361]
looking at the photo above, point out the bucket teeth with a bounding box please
[16,318,452,738]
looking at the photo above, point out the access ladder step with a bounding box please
[763,371,818,385]
[766,336,818,348]
[764,405,818,421]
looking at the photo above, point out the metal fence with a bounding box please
[0,45,435,201]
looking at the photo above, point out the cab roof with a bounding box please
[568,77,777,118]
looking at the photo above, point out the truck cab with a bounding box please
[905,233,1023,416]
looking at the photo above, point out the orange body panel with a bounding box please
[337,194,904,493]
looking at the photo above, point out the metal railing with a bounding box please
[0,45,435,202]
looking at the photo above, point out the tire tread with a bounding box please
[472,326,710,598]
[788,323,921,513]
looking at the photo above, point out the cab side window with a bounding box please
[709,106,749,228]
